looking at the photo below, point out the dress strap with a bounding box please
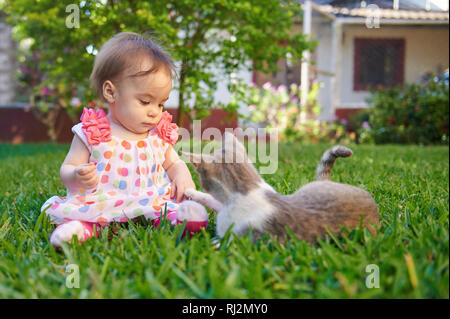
[72,123,92,152]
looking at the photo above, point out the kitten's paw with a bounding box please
[184,188,208,204]
[50,221,85,247]
[177,200,208,222]
[184,188,197,200]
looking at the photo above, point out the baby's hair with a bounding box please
[89,32,176,99]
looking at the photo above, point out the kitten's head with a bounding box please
[182,132,262,203]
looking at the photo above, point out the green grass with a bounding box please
[0,142,448,298]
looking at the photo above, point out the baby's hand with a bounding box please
[170,176,196,203]
[74,163,99,189]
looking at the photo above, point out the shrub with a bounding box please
[230,80,353,143]
[354,77,449,145]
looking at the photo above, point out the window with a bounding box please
[354,38,405,91]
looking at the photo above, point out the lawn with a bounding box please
[0,142,448,298]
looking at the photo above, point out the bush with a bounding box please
[354,77,449,145]
[230,80,354,143]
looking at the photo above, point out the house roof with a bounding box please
[308,0,449,21]
[312,0,446,11]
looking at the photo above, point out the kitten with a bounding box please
[183,132,380,243]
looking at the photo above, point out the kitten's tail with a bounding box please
[316,146,353,181]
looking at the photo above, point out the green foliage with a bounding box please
[0,142,448,298]
[354,78,449,145]
[230,80,353,143]
[4,0,313,127]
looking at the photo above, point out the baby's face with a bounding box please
[111,66,172,134]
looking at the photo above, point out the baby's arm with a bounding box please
[163,146,196,203]
[60,135,99,192]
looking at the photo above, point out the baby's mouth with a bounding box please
[143,116,161,127]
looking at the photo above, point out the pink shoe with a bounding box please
[151,201,209,238]
[177,219,208,238]
[176,200,209,238]
[50,220,101,247]
[151,210,178,228]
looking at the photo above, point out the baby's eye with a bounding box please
[139,100,150,105]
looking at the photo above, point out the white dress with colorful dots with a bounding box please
[41,123,179,225]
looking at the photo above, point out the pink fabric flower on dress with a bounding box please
[80,107,112,146]
[156,111,179,146]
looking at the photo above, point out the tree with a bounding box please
[4,0,313,127]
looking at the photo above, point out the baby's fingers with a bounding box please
[170,182,177,200]
[176,185,185,203]
[76,163,96,176]
[78,170,97,182]
[81,175,99,189]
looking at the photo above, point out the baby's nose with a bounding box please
[147,109,160,118]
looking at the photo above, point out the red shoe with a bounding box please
[151,216,208,238]
[177,219,208,238]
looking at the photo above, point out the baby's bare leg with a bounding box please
[184,188,224,212]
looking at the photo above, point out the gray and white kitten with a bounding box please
[183,132,380,243]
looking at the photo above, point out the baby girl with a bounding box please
[41,32,208,247]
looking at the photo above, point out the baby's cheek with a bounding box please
[155,112,163,123]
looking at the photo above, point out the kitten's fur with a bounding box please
[183,133,380,243]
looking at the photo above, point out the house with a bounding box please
[253,0,449,122]
[1,1,448,143]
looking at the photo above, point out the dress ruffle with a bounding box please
[80,107,112,146]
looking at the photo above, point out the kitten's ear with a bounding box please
[180,151,214,168]
[222,132,247,162]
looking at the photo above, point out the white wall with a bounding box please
[165,53,252,112]
[0,20,16,105]
[311,15,334,121]
[338,24,449,109]
[310,18,449,121]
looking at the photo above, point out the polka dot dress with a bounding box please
[41,123,179,225]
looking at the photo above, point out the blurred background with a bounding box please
[0,0,448,145]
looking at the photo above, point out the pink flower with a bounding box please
[80,107,112,145]
[263,82,272,90]
[156,111,179,146]
[40,86,56,96]
[277,84,287,93]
